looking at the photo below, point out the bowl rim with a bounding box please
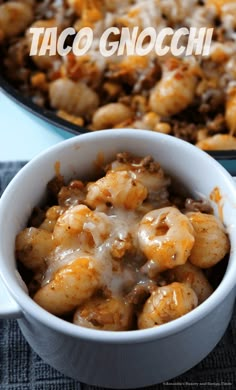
[0,129,236,344]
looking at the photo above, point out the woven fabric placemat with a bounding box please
[0,162,235,390]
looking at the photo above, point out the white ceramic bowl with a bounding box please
[0,129,236,389]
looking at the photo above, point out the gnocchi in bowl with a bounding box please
[15,152,230,331]
[0,129,235,388]
[1,0,236,153]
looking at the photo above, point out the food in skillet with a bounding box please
[1,0,236,149]
[15,153,230,330]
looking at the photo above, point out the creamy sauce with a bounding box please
[42,205,148,296]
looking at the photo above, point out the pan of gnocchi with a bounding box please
[0,129,235,388]
[1,0,236,157]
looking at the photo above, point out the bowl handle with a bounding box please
[0,275,22,319]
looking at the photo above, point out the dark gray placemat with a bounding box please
[0,162,235,390]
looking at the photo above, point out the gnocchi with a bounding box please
[16,153,230,330]
[138,282,198,329]
[186,211,230,268]
[149,60,197,117]
[0,1,33,40]
[138,207,195,276]
[1,0,236,150]
[49,78,99,117]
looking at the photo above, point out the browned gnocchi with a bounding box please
[15,153,230,330]
[2,0,236,149]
